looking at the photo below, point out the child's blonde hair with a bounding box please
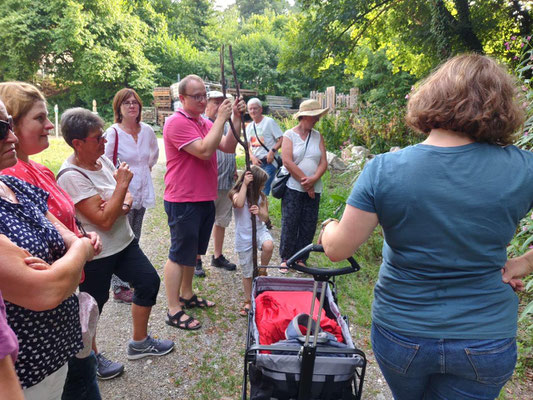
[229,165,269,205]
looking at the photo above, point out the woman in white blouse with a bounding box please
[105,89,159,302]
[279,99,328,272]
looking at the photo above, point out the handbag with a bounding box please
[271,168,290,199]
[253,123,282,168]
[271,132,311,199]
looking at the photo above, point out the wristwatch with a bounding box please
[321,218,339,229]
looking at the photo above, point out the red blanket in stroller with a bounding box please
[255,291,344,345]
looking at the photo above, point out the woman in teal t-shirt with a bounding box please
[320,54,531,400]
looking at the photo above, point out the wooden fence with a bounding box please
[309,87,358,113]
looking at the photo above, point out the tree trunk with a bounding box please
[453,0,484,53]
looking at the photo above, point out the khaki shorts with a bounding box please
[237,229,273,278]
[214,189,233,228]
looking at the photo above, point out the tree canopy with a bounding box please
[0,0,530,114]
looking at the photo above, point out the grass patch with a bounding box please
[30,137,73,174]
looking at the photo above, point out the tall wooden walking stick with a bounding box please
[220,45,259,278]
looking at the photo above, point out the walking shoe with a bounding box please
[113,287,133,304]
[96,353,124,380]
[194,259,206,278]
[127,335,175,360]
[211,254,236,271]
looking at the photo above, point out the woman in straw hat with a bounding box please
[279,99,328,272]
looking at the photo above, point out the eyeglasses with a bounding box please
[122,101,139,107]
[83,135,105,144]
[183,93,207,102]
[0,115,13,140]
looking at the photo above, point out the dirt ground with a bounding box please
[97,147,531,399]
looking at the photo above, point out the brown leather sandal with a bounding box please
[239,301,251,317]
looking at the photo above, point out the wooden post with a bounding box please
[92,99,97,114]
[54,104,59,138]
[326,86,335,113]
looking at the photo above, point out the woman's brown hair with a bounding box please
[0,82,46,127]
[112,88,143,124]
[406,54,525,145]
[228,166,269,206]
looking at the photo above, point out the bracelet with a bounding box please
[321,218,339,229]
[123,203,131,209]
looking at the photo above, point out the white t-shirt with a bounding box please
[57,155,135,259]
[104,122,159,210]
[233,197,269,252]
[283,129,324,193]
[245,116,283,160]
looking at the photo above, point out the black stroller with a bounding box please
[242,244,367,400]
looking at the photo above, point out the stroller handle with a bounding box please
[286,244,360,277]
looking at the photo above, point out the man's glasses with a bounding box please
[122,101,139,107]
[183,93,207,102]
[0,115,13,140]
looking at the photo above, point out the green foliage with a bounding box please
[236,0,290,19]
[281,0,531,83]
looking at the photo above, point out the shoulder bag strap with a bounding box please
[295,130,312,165]
[56,167,93,184]
[55,167,92,237]
[112,127,119,166]
[253,123,272,153]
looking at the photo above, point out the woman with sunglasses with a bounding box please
[57,107,174,382]
[104,88,159,304]
[0,98,97,399]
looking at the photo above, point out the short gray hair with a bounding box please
[247,98,262,108]
[60,108,104,148]
[178,75,204,95]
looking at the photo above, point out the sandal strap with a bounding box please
[168,310,197,328]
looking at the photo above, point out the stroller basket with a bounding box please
[243,276,366,400]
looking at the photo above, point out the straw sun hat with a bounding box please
[293,99,329,119]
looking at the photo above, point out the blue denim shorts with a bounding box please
[371,322,517,400]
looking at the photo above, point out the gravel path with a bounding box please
[96,150,394,399]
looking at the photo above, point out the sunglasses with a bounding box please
[0,115,13,140]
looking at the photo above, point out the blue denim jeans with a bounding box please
[261,161,277,196]
[371,322,517,400]
[62,351,101,400]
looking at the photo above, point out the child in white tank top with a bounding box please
[229,166,274,316]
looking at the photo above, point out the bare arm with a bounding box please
[183,99,243,159]
[320,204,379,262]
[75,163,132,231]
[0,233,93,311]
[0,355,24,400]
[219,98,246,153]
[266,136,283,163]
[502,249,533,290]
[232,171,252,208]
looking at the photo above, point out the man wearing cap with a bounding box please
[203,91,237,274]
[245,98,284,195]
[162,75,245,330]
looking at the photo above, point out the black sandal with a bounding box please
[165,310,201,330]
[179,294,215,309]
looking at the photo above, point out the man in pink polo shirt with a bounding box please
[163,74,245,330]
